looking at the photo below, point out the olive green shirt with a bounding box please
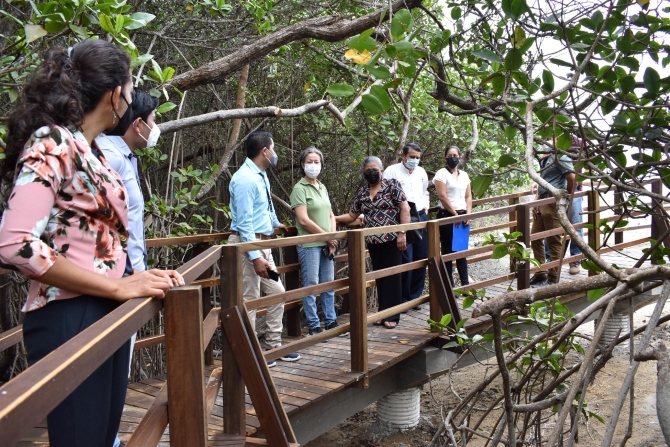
[290,178,333,248]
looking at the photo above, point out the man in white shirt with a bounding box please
[383,143,430,310]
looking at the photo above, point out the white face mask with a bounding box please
[139,119,161,148]
[405,158,419,170]
[304,163,321,179]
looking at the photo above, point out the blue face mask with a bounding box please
[405,158,419,170]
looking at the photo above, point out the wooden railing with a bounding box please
[0,181,666,446]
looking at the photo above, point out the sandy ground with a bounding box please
[306,298,670,447]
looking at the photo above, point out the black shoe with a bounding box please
[325,321,338,330]
[529,274,547,286]
[412,305,422,311]
[308,327,323,336]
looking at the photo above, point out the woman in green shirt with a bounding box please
[290,147,338,335]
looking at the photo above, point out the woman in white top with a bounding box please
[433,145,472,286]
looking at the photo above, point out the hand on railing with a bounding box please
[116,269,185,300]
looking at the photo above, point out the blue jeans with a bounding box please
[545,195,584,259]
[402,211,428,302]
[297,245,336,329]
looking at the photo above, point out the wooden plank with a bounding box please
[146,232,230,248]
[426,221,442,325]
[346,230,368,388]
[0,297,162,447]
[221,306,295,446]
[283,245,301,337]
[220,245,246,436]
[206,367,223,418]
[0,325,23,352]
[134,334,164,350]
[203,307,221,345]
[164,286,208,447]
[125,383,169,447]
[180,245,223,285]
[587,187,601,276]
[427,257,453,318]
[516,203,532,289]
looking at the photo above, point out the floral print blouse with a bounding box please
[0,126,129,312]
[351,179,407,245]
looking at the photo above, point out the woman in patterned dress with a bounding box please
[336,156,410,329]
[0,40,183,447]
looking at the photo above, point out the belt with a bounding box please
[230,230,273,240]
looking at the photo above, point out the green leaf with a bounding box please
[550,58,575,68]
[541,69,555,95]
[504,50,523,71]
[131,53,154,68]
[99,13,115,34]
[643,67,660,95]
[451,6,462,20]
[619,56,640,71]
[126,12,155,29]
[556,131,572,150]
[463,296,475,309]
[369,85,391,112]
[505,126,517,141]
[442,341,459,349]
[161,67,175,83]
[440,313,453,326]
[391,9,413,41]
[518,37,535,55]
[471,175,492,198]
[390,41,413,54]
[618,75,636,94]
[326,83,355,97]
[587,287,606,301]
[155,102,177,115]
[472,49,503,64]
[360,93,385,114]
[513,26,526,49]
[498,154,517,168]
[115,14,124,34]
[365,65,390,79]
[347,36,377,52]
[492,244,509,259]
[24,24,48,43]
[68,23,89,38]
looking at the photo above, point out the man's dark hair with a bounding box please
[107,89,159,136]
[403,142,422,155]
[246,131,273,159]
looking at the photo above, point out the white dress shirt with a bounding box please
[383,162,430,211]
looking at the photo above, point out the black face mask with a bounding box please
[364,170,381,184]
[446,157,460,169]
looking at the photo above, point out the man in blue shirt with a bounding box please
[229,131,299,366]
[97,89,181,447]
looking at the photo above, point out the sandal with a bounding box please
[383,321,397,329]
[373,320,383,326]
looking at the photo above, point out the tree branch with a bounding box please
[158,100,345,135]
[166,0,423,91]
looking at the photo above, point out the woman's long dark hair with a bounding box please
[2,39,131,184]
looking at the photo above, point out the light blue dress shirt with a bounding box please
[229,158,281,260]
[95,134,147,271]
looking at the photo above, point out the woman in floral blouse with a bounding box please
[0,40,183,447]
[336,156,410,329]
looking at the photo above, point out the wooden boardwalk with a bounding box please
[17,246,653,446]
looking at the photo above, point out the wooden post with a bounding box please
[614,189,624,245]
[508,196,519,273]
[192,242,214,365]
[164,286,207,447]
[220,244,246,435]
[426,221,442,327]
[283,245,302,336]
[348,230,368,388]
[516,203,531,290]
[587,187,601,276]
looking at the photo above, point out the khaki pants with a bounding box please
[531,203,563,282]
[228,234,285,349]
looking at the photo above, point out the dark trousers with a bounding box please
[437,209,470,286]
[402,211,428,302]
[368,240,403,324]
[23,296,131,447]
